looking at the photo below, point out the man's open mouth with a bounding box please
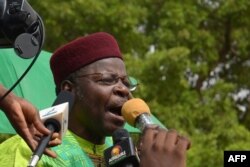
[108,106,122,116]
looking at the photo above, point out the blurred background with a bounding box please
[2,0,250,166]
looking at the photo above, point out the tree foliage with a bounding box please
[18,0,250,166]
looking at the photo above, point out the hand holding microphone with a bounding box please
[121,98,191,167]
[139,127,191,167]
[27,90,74,167]
[0,84,61,159]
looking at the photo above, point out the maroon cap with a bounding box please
[50,32,123,87]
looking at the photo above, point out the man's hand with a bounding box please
[139,126,191,167]
[0,85,61,158]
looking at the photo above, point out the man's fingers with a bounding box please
[140,127,158,153]
[32,135,60,158]
[17,127,37,151]
[165,129,179,146]
[176,136,191,151]
[51,132,60,139]
[32,117,50,135]
[44,148,57,158]
[153,129,168,149]
[48,137,61,147]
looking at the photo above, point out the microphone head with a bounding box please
[39,103,68,139]
[112,128,130,145]
[104,128,140,167]
[52,90,74,110]
[39,91,74,139]
[121,98,150,127]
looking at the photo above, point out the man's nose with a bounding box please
[112,81,130,97]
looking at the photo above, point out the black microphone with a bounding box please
[104,128,140,167]
[27,90,74,167]
[121,98,167,132]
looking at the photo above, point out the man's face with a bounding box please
[70,58,131,138]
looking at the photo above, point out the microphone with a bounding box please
[104,128,140,167]
[27,90,74,167]
[121,98,165,132]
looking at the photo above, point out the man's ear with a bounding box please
[60,80,74,92]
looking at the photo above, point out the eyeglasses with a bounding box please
[75,72,138,91]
